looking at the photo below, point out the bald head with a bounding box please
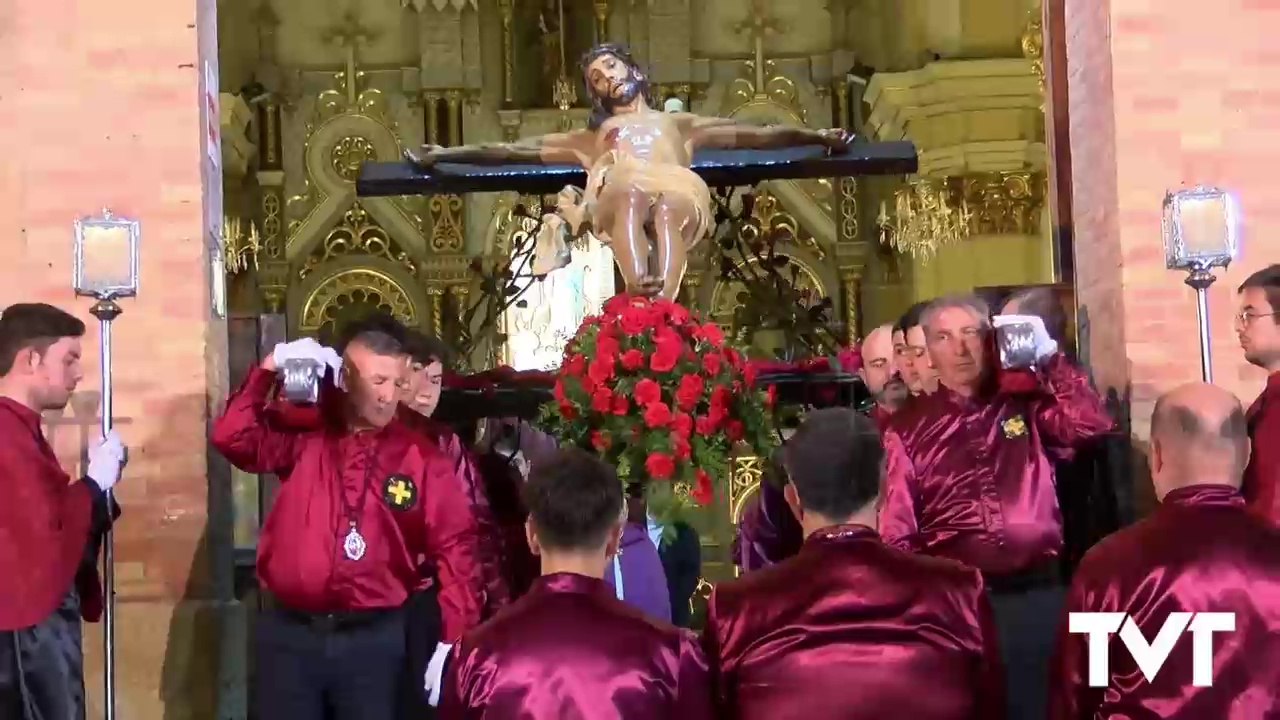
[859,323,907,410]
[1149,382,1249,497]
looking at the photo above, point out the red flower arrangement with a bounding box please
[539,294,776,522]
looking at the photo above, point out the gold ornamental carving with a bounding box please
[261,190,283,259]
[960,172,1046,236]
[841,270,860,344]
[728,455,764,524]
[300,204,418,279]
[838,178,859,243]
[1022,3,1046,102]
[739,192,826,261]
[300,268,417,332]
[429,195,466,253]
[331,136,377,183]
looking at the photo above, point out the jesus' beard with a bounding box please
[597,69,646,115]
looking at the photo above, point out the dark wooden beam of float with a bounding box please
[355,140,919,198]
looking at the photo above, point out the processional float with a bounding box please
[72,208,140,720]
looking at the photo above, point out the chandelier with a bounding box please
[222,215,261,275]
[877,178,973,262]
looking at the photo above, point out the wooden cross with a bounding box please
[323,11,378,106]
[733,0,785,98]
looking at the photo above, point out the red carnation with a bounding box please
[725,419,745,443]
[634,378,662,406]
[591,430,612,451]
[563,353,586,377]
[695,414,715,435]
[620,306,652,335]
[596,333,621,358]
[670,433,691,460]
[673,412,693,438]
[591,387,613,413]
[701,352,722,376]
[612,393,629,415]
[650,344,680,373]
[691,469,713,505]
[587,355,615,384]
[644,452,676,480]
[694,322,724,347]
[643,401,672,429]
[620,348,644,371]
[674,374,704,412]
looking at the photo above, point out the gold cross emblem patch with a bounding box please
[382,474,418,512]
[1001,415,1028,439]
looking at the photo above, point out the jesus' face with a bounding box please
[584,52,644,113]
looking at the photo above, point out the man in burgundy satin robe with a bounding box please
[439,447,712,719]
[0,304,127,720]
[210,330,487,720]
[733,324,909,573]
[1050,383,1280,719]
[1235,264,1280,524]
[707,408,1003,720]
[879,294,1112,719]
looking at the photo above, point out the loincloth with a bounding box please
[583,151,712,248]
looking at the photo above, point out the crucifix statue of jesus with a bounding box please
[405,43,853,300]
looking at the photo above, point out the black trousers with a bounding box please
[987,583,1066,720]
[400,585,442,720]
[255,606,406,720]
[0,591,85,720]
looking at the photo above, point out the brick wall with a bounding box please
[0,0,223,716]
[1067,0,1280,443]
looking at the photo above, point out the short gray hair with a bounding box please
[920,294,992,335]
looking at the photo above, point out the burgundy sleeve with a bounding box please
[446,434,511,612]
[675,628,714,720]
[878,429,921,553]
[1033,354,1114,449]
[419,449,485,640]
[1047,577,1097,720]
[209,366,301,475]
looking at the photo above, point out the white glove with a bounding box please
[86,430,126,493]
[271,338,343,385]
[993,314,1058,362]
[424,641,453,707]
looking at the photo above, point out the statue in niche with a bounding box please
[407,43,853,300]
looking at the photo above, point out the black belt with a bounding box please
[982,559,1061,595]
[276,605,401,633]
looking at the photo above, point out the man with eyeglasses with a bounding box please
[1236,264,1280,525]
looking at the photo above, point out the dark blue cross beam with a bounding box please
[355,140,918,198]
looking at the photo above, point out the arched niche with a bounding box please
[288,257,429,340]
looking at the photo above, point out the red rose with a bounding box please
[620,348,644,371]
[591,429,612,451]
[634,378,662,406]
[725,419,744,442]
[603,294,635,315]
[587,354,615,384]
[691,469,713,505]
[710,384,731,410]
[558,401,576,420]
[644,452,676,480]
[695,414,715,435]
[701,352,722,376]
[673,412,693,438]
[612,393,629,415]
[707,401,728,426]
[650,345,680,373]
[669,304,690,325]
[563,353,586,377]
[643,401,672,429]
[590,387,613,413]
[674,374,704,412]
[670,433,691,460]
[554,379,568,402]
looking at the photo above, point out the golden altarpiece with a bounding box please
[214,0,1055,613]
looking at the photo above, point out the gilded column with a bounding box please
[256,97,289,314]
[427,285,446,337]
[841,269,861,344]
[424,93,441,144]
[834,80,850,129]
[448,284,471,331]
[498,0,515,107]
[593,1,610,42]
